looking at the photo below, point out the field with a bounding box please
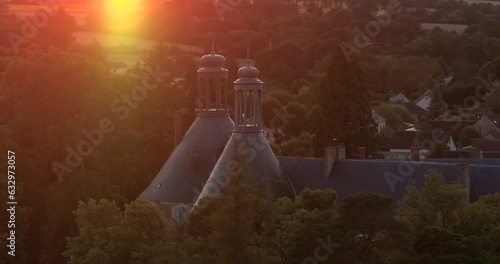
[73,32,204,52]
[7,3,89,25]
[421,23,469,33]
[464,0,500,5]
[74,32,205,67]
[6,3,206,68]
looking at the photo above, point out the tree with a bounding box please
[454,202,498,237]
[0,2,8,16]
[454,193,500,238]
[387,56,444,98]
[414,227,499,264]
[0,49,157,263]
[348,0,378,20]
[64,199,177,264]
[262,97,284,128]
[397,170,467,233]
[479,19,500,38]
[334,193,415,264]
[312,45,378,157]
[460,126,481,147]
[255,41,305,87]
[182,168,280,264]
[266,188,339,263]
[0,126,32,263]
[375,103,415,129]
[283,101,308,137]
[281,132,314,157]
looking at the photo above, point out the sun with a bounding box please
[104,0,143,34]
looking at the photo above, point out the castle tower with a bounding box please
[140,47,234,221]
[194,57,295,204]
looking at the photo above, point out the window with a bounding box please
[172,205,190,223]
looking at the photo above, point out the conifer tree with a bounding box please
[311,45,378,157]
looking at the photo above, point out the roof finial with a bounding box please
[246,38,251,65]
[211,33,215,54]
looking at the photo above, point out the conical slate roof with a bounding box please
[140,112,234,203]
[195,131,296,203]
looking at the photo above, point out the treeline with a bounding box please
[1,0,500,262]
[63,169,500,264]
[0,48,197,263]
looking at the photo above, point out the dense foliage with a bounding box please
[1,0,500,262]
[65,170,500,264]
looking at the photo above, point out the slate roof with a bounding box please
[388,131,453,150]
[140,113,234,203]
[483,152,500,158]
[278,157,500,205]
[414,89,433,104]
[195,132,296,204]
[485,112,500,127]
[389,91,410,103]
[472,139,500,151]
[427,120,477,140]
[485,130,500,139]
[441,150,470,158]
[372,110,386,123]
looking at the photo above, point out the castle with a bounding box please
[140,49,500,222]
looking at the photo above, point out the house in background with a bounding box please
[443,75,453,85]
[414,89,448,113]
[484,130,500,140]
[389,91,410,104]
[386,131,457,159]
[473,114,500,138]
[414,89,433,111]
[471,139,500,158]
[427,120,477,144]
[389,89,450,119]
[372,110,386,133]
[107,61,128,75]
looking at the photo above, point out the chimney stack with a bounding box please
[410,146,420,161]
[456,163,470,203]
[358,147,366,160]
[335,145,346,160]
[467,147,480,159]
[324,147,336,179]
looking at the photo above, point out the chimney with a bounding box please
[456,163,470,203]
[213,146,224,164]
[174,111,182,147]
[410,146,420,161]
[335,145,346,160]
[358,147,366,160]
[324,147,336,179]
[467,147,480,159]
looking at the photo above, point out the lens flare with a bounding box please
[104,0,142,34]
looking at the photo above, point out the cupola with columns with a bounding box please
[197,40,229,115]
[233,54,262,132]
